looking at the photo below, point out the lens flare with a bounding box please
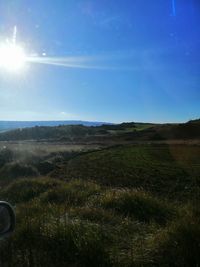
[0,42,26,72]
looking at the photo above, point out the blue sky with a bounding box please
[0,0,199,123]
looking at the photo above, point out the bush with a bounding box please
[37,161,55,175]
[151,214,200,267]
[0,178,61,204]
[0,148,13,168]
[99,189,173,224]
[39,179,101,206]
[0,204,111,267]
[69,206,119,224]
[0,162,39,181]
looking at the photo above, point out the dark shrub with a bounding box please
[151,212,200,266]
[39,179,101,206]
[0,148,13,168]
[0,178,61,204]
[0,204,111,267]
[100,190,173,224]
[0,162,39,180]
[37,161,55,175]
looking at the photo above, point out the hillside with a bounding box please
[0,122,152,141]
[0,120,199,142]
[0,119,199,266]
[51,144,200,199]
[0,120,110,132]
[0,142,199,266]
[122,120,200,141]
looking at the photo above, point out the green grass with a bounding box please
[57,145,200,200]
[0,144,199,266]
[39,179,101,205]
[98,189,174,224]
[0,203,111,267]
[0,178,61,204]
[149,208,200,267]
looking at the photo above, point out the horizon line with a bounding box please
[0,118,198,124]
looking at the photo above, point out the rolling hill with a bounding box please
[0,120,111,132]
[0,119,199,266]
[0,120,199,142]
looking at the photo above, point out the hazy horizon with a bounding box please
[0,117,198,125]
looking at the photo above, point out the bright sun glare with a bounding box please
[0,42,26,72]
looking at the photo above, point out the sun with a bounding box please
[0,42,26,72]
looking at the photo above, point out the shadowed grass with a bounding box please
[98,189,174,224]
[148,206,200,267]
[39,179,101,205]
[62,145,200,200]
[0,178,61,204]
[0,203,111,267]
[0,143,199,266]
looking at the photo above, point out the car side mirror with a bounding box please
[0,201,15,238]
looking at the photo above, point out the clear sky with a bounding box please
[0,0,199,123]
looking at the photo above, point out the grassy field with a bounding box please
[0,143,199,266]
[55,144,200,200]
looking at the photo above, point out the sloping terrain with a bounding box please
[0,120,199,142]
[52,144,200,200]
[0,124,199,266]
[0,120,110,132]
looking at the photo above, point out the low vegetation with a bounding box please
[0,119,199,142]
[98,189,174,224]
[0,124,199,266]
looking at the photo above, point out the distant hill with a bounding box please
[0,120,199,142]
[0,120,111,132]
[117,120,200,141]
[187,118,200,124]
[0,122,152,142]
